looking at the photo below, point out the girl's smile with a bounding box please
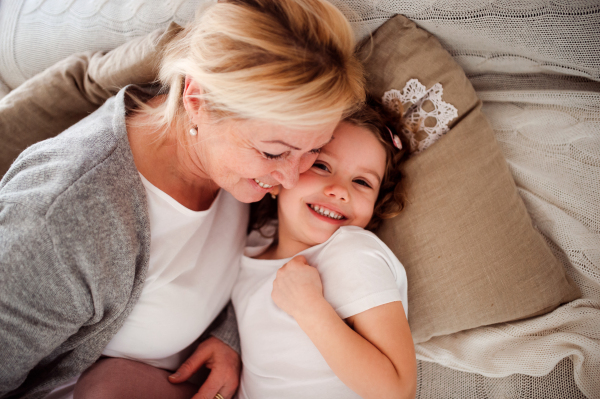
[307,203,347,222]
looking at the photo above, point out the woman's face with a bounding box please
[276,122,387,250]
[194,117,336,204]
[183,78,337,203]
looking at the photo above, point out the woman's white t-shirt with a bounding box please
[101,174,249,370]
[232,226,408,399]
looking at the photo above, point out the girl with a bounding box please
[232,99,417,399]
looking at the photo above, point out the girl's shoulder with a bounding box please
[314,225,406,281]
[314,226,409,319]
[322,226,393,259]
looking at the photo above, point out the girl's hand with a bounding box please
[272,255,325,319]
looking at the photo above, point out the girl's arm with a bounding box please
[272,256,417,399]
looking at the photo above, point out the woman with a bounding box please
[0,0,365,398]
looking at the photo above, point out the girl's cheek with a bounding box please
[297,172,321,188]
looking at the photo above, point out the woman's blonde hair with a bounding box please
[141,0,365,135]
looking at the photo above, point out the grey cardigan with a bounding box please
[0,86,240,398]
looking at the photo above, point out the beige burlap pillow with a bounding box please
[361,15,580,344]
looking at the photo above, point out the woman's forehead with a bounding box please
[236,118,337,150]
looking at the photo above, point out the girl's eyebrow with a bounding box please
[358,167,382,185]
[319,149,382,185]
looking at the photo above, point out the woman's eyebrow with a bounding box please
[261,137,333,151]
[260,140,301,150]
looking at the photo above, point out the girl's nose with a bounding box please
[324,183,349,201]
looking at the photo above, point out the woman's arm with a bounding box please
[0,218,90,397]
[272,256,417,399]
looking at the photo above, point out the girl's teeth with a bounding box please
[310,204,343,220]
[254,178,272,188]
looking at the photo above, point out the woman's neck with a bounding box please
[127,99,220,211]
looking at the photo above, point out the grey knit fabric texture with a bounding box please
[0,86,238,398]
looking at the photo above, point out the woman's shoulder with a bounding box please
[1,90,141,214]
[0,91,150,301]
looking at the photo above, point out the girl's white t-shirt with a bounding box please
[101,174,249,370]
[232,225,408,399]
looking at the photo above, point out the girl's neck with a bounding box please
[257,233,312,260]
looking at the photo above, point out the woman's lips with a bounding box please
[253,178,273,189]
[250,178,274,192]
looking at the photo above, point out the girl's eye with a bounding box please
[312,162,330,172]
[263,152,284,160]
[354,179,372,188]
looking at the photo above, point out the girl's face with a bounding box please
[276,122,387,251]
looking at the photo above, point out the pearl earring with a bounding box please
[189,127,198,136]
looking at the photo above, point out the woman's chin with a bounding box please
[232,191,266,204]
[228,187,268,204]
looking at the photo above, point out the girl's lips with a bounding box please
[307,203,346,225]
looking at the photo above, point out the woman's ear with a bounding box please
[182,76,204,122]
[271,185,281,196]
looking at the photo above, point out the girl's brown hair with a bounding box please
[249,94,408,235]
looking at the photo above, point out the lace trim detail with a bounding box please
[382,79,458,153]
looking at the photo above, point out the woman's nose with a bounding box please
[271,157,301,189]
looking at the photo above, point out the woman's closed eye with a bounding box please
[263,152,284,160]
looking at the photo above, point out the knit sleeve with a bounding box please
[208,302,241,354]
[0,203,92,397]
